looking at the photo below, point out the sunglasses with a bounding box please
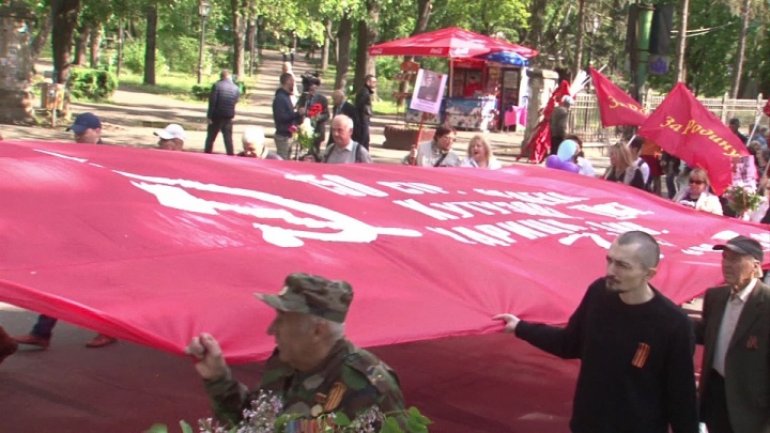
[689,179,706,185]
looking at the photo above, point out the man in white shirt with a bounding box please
[323,115,372,164]
[695,235,770,433]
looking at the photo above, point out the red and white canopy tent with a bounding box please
[368,27,537,59]
[368,27,538,104]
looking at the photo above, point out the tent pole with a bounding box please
[449,58,454,98]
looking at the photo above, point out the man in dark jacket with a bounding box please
[296,74,330,155]
[327,89,357,147]
[354,74,376,150]
[204,70,240,155]
[273,72,304,159]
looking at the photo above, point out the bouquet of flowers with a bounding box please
[307,103,323,120]
[724,185,763,217]
[147,390,431,433]
[288,118,317,159]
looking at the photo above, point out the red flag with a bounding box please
[589,67,648,127]
[638,82,749,195]
[764,99,770,117]
[522,80,570,163]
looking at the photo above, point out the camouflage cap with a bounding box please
[256,273,354,323]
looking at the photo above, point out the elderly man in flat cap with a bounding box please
[695,235,770,433]
[186,273,405,429]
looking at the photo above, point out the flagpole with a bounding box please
[625,134,637,147]
[746,108,762,144]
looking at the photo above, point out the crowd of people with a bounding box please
[2,64,770,433]
[545,117,770,224]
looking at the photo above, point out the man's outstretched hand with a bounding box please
[493,313,521,333]
[185,332,229,381]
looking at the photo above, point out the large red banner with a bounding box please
[638,83,750,195]
[0,141,767,362]
[589,67,648,127]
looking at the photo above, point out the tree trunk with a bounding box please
[321,18,331,72]
[573,0,586,77]
[231,0,246,77]
[525,0,548,50]
[674,0,689,82]
[353,1,380,91]
[73,24,88,66]
[143,2,158,85]
[30,10,53,65]
[246,0,257,75]
[51,0,80,84]
[116,20,124,77]
[334,13,353,90]
[730,0,751,98]
[89,24,101,68]
[0,2,36,124]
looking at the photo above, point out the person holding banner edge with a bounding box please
[494,230,699,433]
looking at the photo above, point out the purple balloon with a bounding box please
[545,155,580,173]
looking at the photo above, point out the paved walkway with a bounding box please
[2,50,608,167]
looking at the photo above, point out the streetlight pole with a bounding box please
[196,0,211,84]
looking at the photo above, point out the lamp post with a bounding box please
[196,0,211,84]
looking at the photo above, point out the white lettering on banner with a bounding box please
[454,226,512,246]
[681,243,720,256]
[396,199,576,220]
[425,227,477,244]
[518,219,576,235]
[284,174,388,197]
[427,219,586,245]
[494,202,574,218]
[569,202,653,220]
[394,199,459,220]
[116,172,421,248]
[378,182,449,195]
[586,221,662,236]
[474,189,586,205]
[496,221,548,240]
[559,233,613,248]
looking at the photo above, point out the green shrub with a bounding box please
[121,41,169,76]
[68,68,118,101]
[191,84,210,100]
[159,36,202,74]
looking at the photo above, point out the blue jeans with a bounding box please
[31,315,57,339]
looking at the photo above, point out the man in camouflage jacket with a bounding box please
[186,273,405,428]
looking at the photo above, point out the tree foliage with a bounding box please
[14,0,770,100]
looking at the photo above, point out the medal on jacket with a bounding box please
[631,342,651,368]
[323,381,347,412]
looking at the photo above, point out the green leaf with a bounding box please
[144,424,169,433]
[379,416,404,433]
[179,420,194,433]
[334,411,352,427]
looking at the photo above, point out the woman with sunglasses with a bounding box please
[672,168,723,215]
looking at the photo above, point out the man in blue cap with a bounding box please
[13,111,116,350]
[67,112,103,144]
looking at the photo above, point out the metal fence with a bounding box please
[569,91,767,145]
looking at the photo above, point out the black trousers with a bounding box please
[205,117,234,155]
[703,370,734,433]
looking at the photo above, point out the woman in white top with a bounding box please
[672,168,723,215]
[461,135,502,169]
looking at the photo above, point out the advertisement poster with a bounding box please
[410,69,447,114]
